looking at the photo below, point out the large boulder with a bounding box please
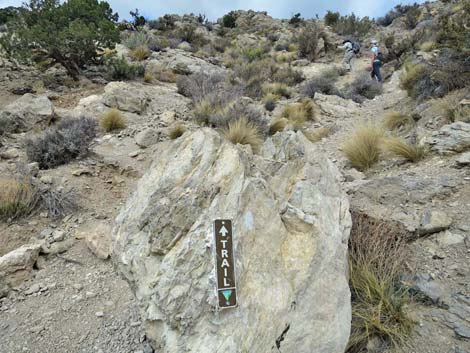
[424,122,470,154]
[0,94,53,133]
[113,129,351,353]
[0,242,42,287]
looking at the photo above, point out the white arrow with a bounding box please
[219,225,229,237]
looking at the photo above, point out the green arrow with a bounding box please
[222,289,232,301]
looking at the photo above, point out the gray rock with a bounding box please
[84,221,112,260]
[0,243,42,287]
[433,231,465,247]
[418,210,452,236]
[0,276,10,298]
[24,283,41,295]
[0,94,53,133]
[406,273,447,305]
[456,152,470,167]
[113,129,352,353]
[424,122,470,154]
[135,129,160,148]
[40,238,74,255]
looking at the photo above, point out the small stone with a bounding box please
[24,283,41,295]
[72,168,92,176]
[52,230,66,243]
[130,321,141,327]
[39,228,54,239]
[434,231,465,247]
[135,129,159,148]
[95,311,104,317]
[0,148,20,159]
[456,152,470,167]
[85,291,96,299]
[73,283,83,291]
[129,150,142,158]
[418,210,452,236]
[39,175,53,184]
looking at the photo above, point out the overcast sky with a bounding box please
[0,0,427,20]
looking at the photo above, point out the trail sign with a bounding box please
[213,220,237,309]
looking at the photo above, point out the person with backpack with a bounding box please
[370,39,383,82]
[338,40,359,72]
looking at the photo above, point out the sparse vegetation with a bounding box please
[347,212,414,353]
[0,178,36,221]
[420,41,436,52]
[404,6,421,30]
[281,100,316,130]
[383,112,414,131]
[436,95,470,123]
[144,72,154,83]
[384,138,427,162]
[331,13,373,39]
[25,117,98,169]
[324,11,340,26]
[342,125,384,171]
[297,22,326,61]
[105,56,144,80]
[262,83,291,99]
[346,75,383,103]
[222,11,237,28]
[100,109,126,132]
[302,73,341,98]
[272,67,304,86]
[123,32,150,50]
[222,117,263,152]
[169,123,186,140]
[130,46,150,61]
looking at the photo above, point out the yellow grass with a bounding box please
[222,117,263,152]
[384,137,427,162]
[169,123,186,140]
[269,118,288,135]
[342,125,384,171]
[100,109,126,132]
[130,46,150,61]
[0,179,35,220]
[383,112,414,131]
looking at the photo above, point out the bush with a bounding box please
[377,3,420,27]
[297,23,322,61]
[222,12,237,28]
[289,13,304,27]
[169,123,186,140]
[303,127,330,143]
[404,6,421,30]
[123,32,150,50]
[148,14,176,31]
[0,0,119,79]
[105,56,144,80]
[274,51,297,64]
[384,138,427,162]
[272,67,304,86]
[176,72,227,101]
[148,65,177,83]
[342,125,384,171]
[347,212,413,353]
[222,117,263,152]
[0,6,21,25]
[436,95,470,123]
[129,8,146,27]
[302,73,341,98]
[100,109,126,132]
[324,11,340,26]
[399,62,429,98]
[420,41,436,52]
[130,46,150,61]
[25,117,98,169]
[281,100,316,130]
[210,101,268,134]
[263,83,291,99]
[269,118,288,135]
[232,59,278,98]
[383,112,414,131]
[436,2,470,52]
[346,75,383,103]
[332,13,373,38]
[0,178,36,221]
[175,24,207,48]
[144,72,154,83]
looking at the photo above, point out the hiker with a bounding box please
[370,39,383,82]
[337,40,357,71]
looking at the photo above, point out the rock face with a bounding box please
[425,122,470,154]
[113,129,352,353]
[0,94,53,133]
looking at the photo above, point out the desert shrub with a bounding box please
[342,125,384,171]
[384,138,427,162]
[303,127,330,143]
[105,56,144,80]
[169,123,186,140]
[324,11,340,26]
[148,14,176,31]
[377,3,420,27]
[332,13,373,38]
[383,112,415,131]
[222,12,237,28]
[130,46,150,61]
[263,94,277,112]
[148,65,177,83]
[25,117,98,169]
[222,117,263,152]
[0,6,21,25]
[129,8,146,27]
[232,59,278,98]
[274,42,290,52]
[404,6,421,30]
[347,212,413,353]
[269,118,288,135]
[124,32,150,51]
[436,2,470,52]
[193,100,218,126]
[100,109,126,132]
[383,33,395,49]
[244,47,266,62]
[0,0,119,79]
[272,67,304,86]
[39,186,77,219]
[262,83,291,99]
[144,72,154,83]
[274,51,297,64]
[177,72,227,101]
[210,101,268,134]
[289,13,304,27]
[302,74,340,98]
[0,178,36,221]
[175,24,207,48]
[297,23,322,61]
[346,75,383,103]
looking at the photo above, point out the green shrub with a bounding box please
[245,47,265,62]
[0,0,120,80]
[324,11,340,26]
[332,13,373,39]
[297,22,323,61]
[263,94,277,112]
[222,12,237,28]
[289,13,304,27]
[175,24,207,48]
[25,117,98,169]
[272,67,304,86]
[436,2,470,52]
[148,14,176,31]
[123,32,150,50]
[404,6,421,30]
[0,6,21,25]
[262,83,291,99]
[105,56,144,80]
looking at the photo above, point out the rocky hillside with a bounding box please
[0,1,469,353]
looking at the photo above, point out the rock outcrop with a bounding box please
[425,122,470,154]
[112,129,351,353]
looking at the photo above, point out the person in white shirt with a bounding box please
[369,39,383,82]
[337,40,355,71]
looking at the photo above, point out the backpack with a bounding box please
[352,42,361,54]
[375,47,383,61]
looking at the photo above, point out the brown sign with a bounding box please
[213,219,237,309]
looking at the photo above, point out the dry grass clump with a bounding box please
[144,72,154,83]
[262,83,291,99]
[130,46,150,61]
[342,125,384,171]
[347,212,414,353]
[281,100,317,130]
[383,112,415,131]
[303,127,330,142]
[269,118,288,135]
[399,63,428,97]
[384,138,427,162]
[222,117,263,152]
[169,123,186,140]
[100,109,126,132]
[274,51,297,63]
[437,95,470,123]
[420,41,436,52]
[0,179,36,221]
[193,99,218,126]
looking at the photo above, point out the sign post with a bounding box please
[213,219,237,309]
